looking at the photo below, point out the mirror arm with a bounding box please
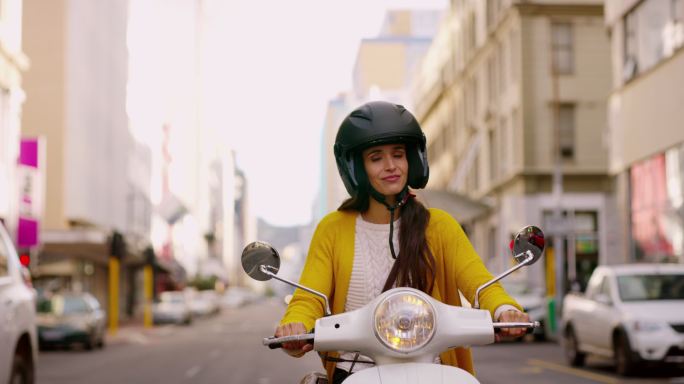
[260,265,332,316]
[473,250,534,310]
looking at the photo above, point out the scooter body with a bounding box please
[343,363,479,384]
[241,226,546,384]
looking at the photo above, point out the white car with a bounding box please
[0,223,38,384]
[153,291,192,325]
[502,281,547,341]
[562,263,684,375]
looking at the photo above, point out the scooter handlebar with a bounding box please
[493,321,540,334]
[263,333,315,349]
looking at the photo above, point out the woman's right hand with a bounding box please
[275,322,313,357]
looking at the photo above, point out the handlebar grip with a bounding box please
[263,332,315,350]
[493,327,535,335]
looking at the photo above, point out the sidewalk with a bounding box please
[104,319,173,346]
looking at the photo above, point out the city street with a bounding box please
[36,299,684,384]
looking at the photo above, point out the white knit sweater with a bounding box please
[337,215,399,372]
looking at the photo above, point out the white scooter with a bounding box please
[241,226,545,384]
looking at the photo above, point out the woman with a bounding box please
[275,101,529,383]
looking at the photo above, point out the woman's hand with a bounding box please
[274,322,313,357]
[495,310,530,342]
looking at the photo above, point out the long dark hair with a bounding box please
[339,192,436,294]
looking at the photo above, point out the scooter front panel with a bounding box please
[341,363,480,384]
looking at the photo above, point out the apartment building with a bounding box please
[22,0,152,319]
[0,0,28,237]
[605,0,684,264]
[413,0,616,291]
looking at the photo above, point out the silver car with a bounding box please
[0,223,38,384]
[36,292,106,350]
[153,291,192,325]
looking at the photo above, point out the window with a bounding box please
[623,0,684,80]
[468,12,477,54]
[500,116,510,175]
[510,29,519,83]
[598,276,613,298]
[499,40,507,92]
[489,128,498,182]
[486,0,499,30]
[551,23,574,75]
[558,104,575,159]
[487,55,497,101]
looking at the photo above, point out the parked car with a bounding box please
[503,280,547,341]
[36,292,106,350]
[220,286,260,309]
[153,291,192,325]
[0,222,37,384]
[562,263,684,375]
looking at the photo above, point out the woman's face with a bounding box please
[362,143,408,197]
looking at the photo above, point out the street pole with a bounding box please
[144,264,153,328]
[108,257,119,335]
[109,231,125,335]
[549,19,565,340]
[143,246,156,328]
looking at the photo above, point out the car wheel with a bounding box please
[84,333,95,351]
[563,326,586,367]
[614,333,638,376]
[10,352,34,384]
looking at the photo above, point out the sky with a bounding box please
[130,0,448,228]
[213,0,448,227]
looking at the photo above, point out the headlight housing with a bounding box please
[632,319,667,333]
[373,291,436,353]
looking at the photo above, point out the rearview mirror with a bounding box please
[241,241,280,281]
[511,226,545,265]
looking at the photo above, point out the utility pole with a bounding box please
[109,231,126,335]
[549,19,565,339]
[143,247,155,328]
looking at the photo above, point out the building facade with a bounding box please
[413,0,616,292]
[0,0,28,237]
[605,0,684,264]
[22,0,152,320]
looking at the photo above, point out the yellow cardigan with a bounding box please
[280,208,521,379]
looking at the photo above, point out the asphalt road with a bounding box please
[37,299,684,384]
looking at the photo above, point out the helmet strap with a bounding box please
[368,186,412,259]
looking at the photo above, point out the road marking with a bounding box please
[518,366,544,374]
[185,365,201,379]
[527,359,620,384]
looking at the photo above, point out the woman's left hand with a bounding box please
[495,310,530,341]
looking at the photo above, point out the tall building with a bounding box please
[413,0,615,292]
[605,0,684,264]
[0,0,28,236]
[317,9,445,218]
[22,0,152,320]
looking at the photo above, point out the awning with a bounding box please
[39,228,145,267]
[414,189,491,223]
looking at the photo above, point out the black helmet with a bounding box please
[334,101,429,197]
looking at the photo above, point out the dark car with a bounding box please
[37,292,106,350]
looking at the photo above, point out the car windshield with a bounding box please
[617,274,684,301]
[38,295,90,315]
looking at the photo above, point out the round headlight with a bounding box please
[373,291,435,353]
